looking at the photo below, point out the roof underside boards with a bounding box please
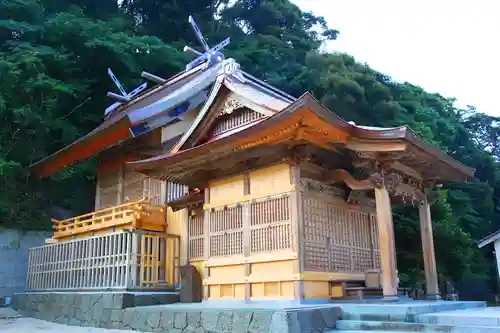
[477,229,500,248]
[31,116,133,177]
[28,61,225,176]
[128,93,475,183]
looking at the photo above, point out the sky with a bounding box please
[291,0,500,116]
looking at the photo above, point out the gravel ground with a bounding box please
[0,308,140,333]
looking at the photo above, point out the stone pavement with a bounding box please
[0,308,139,333]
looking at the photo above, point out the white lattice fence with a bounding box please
[26,231,180,291]
[27,232,133,291]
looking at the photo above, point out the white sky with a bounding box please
[291,0,500,116]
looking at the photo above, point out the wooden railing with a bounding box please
[26,231,181,292]
[51,200,166,240]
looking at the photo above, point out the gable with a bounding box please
[204,103,266,142]
[171,84,281,153]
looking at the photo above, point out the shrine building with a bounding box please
[25,23,474,303]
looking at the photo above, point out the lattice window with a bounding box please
[143,178,164,204]
[250,195,292,253]
[166,182,188,203]
[211,108,265,137]
[188,213,204,260]
[303,196,380,273]
[209,205,243,257]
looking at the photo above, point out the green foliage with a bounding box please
[1,0,499,291]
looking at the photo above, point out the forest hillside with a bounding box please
[1,0,499,297]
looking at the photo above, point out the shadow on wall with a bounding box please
[0,228,51,299]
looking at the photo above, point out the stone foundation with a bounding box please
[12,292,179,327]
[11,292,341,332]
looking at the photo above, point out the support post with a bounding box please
[374,185,399,300]
[419,196,441,299]
[289,165,304,301]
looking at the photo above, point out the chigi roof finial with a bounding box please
[184,15,230,71]
[105,68,148,115]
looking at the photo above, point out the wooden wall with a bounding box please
[189,163,299,301]
[299,177,380,299]
[95,168,165,209]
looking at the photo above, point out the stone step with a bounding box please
[417,307,500,327]
[337,301,486,323]
[341,312,409,322]
[327,331,414,333]
[335,319,500,333]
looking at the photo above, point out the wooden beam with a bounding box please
[327,169,376,191]
[347,139,407,152]
[419,196,441,299]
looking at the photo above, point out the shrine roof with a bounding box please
[168,188,204,212]
[477,229,500,248]
[128,93,475,183]
[29,59,289,176]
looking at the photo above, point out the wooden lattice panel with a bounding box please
[370,215,381,269]
[303,196,380,273]
[188,214,204,260]
[250,195,292,253]
[209,205,243,257]
[138,233,180,287]
[304,241,329,271]
[212,108,264,137]
[27,232,132,291]
[166,182,188,203]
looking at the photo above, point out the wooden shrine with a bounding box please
[26,17,474,302]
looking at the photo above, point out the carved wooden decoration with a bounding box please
[299,178,345,198]
[347,190,375,208]
[219,98,244,115]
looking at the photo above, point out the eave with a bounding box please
[169,189,204,212]
[128,93,475,183]
[477,229,500,248]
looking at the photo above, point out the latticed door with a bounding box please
[303,197,380,273]
[138,233,180,287]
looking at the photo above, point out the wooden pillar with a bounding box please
[117,165,125,204]
[419,197,441,299]
[290,165,304,300]
[95,176,101,210]
[374,185,399,299]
